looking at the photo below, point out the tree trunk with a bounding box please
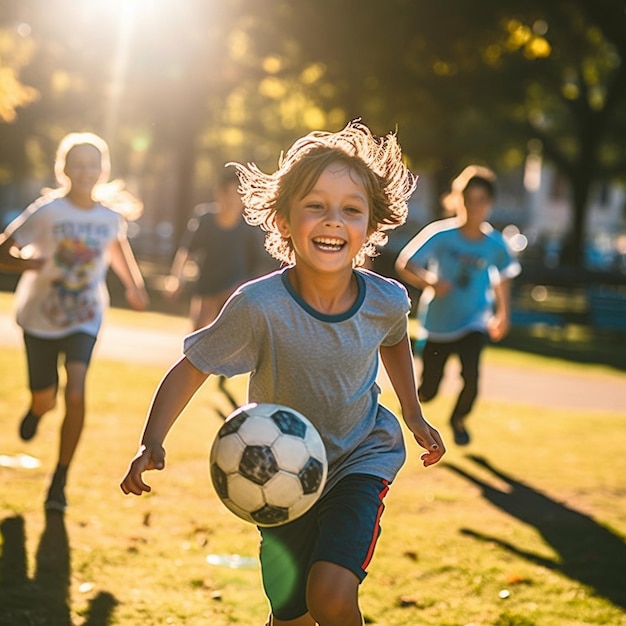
[562,171,591,267]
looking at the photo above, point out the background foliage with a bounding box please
[1,0,625,263]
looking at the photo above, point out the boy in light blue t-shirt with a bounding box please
[396,166,521,446]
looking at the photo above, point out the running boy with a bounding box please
[120,120,445,626]
[0,132,148,511]
[165,167,275,413]
[395,165,521,446]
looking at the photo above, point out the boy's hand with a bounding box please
[19,257,46,272]
[125,285,150,311]
[163,275,184,300]
[432,279,452,298]
[411,420,446,467]
[487,315,509,342]
[120,444,166,495]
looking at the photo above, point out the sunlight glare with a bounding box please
[104,1,137,138]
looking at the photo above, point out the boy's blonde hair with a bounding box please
[46,132,143,221]
[230,120,417,266]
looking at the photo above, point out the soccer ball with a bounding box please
[209,403,328,527]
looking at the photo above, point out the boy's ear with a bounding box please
[275,212,290,238]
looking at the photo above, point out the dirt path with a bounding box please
[1,312,624,414]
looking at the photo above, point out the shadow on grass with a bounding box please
[445,455,626,611]
[0,513,118,625]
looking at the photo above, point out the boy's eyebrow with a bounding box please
[304,187,368,203]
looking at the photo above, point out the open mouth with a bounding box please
[312,237,346,252]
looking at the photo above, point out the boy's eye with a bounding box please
[345,205,365,215]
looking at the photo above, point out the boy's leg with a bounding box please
[57,333,97,466]
[20,387,57,440]
[58,361,89,466]
[307,561,362,626]
[418,339,450,402]
[218,374,238,411]
[46,333,96,511]
[260,474,388,625]
[259,511,316,623]
[451,331,486,420]
[449,331,487,445]
[20,333,60,441]
[263,563,362,626]
[306,474,389,626]
[267,613,315,626]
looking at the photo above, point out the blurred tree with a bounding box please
[508,0,626,266]
[272,0,626,266]
[0,0,624,269]
[0,27,38,124]
[423,0,626,266]
[290,0,626,266]
[0,23,39,192]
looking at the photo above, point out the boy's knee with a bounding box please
[65,388,86,411]
[418,388,436,403]
[31,389,57,415]
[308,593,358,626]
[307,565,360,625]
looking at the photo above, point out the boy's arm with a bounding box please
[108,238,149,310]
[394,251,436,291]
[379,334,445,466]
[395,246,453,297]
[164,245,191,298]
[395,224,456,297]
[120,356,209,495]
[0,235,45,272]
[488,277,512,342]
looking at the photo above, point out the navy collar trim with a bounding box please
[280,269,365,322]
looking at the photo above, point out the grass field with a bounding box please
[1,303,625,625]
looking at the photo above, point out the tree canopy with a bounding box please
[1,0,624,265]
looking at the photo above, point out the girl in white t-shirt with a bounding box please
[0,132,149,512]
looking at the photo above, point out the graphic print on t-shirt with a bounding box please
[448,249,488,289]
[41,234,102,328]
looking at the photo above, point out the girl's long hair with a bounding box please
[43,131,143,221]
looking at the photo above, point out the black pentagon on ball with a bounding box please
[239,445,279,485]
[271,409,307,438]
[298,457,324,494]
[218,410,250,437]
[252,504,290,526]
[210,463,229,500]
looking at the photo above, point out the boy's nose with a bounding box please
[324,207,342,226]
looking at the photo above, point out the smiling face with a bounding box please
[276,162,371,274]
[462,186,493,229]
[64,144,104,198]
[462,178,494,226]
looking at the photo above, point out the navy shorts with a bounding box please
[259,473,390,621]
[23,332,97,391]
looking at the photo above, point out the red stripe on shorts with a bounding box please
[360,479,390,570]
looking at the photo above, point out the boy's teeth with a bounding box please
[314,237,343,245]
[314,238,344,250]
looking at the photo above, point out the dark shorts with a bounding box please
[259,473,390,621]
[23,332,97,391]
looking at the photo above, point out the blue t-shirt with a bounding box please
[184,267,411,492]
[409,223,521,340]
